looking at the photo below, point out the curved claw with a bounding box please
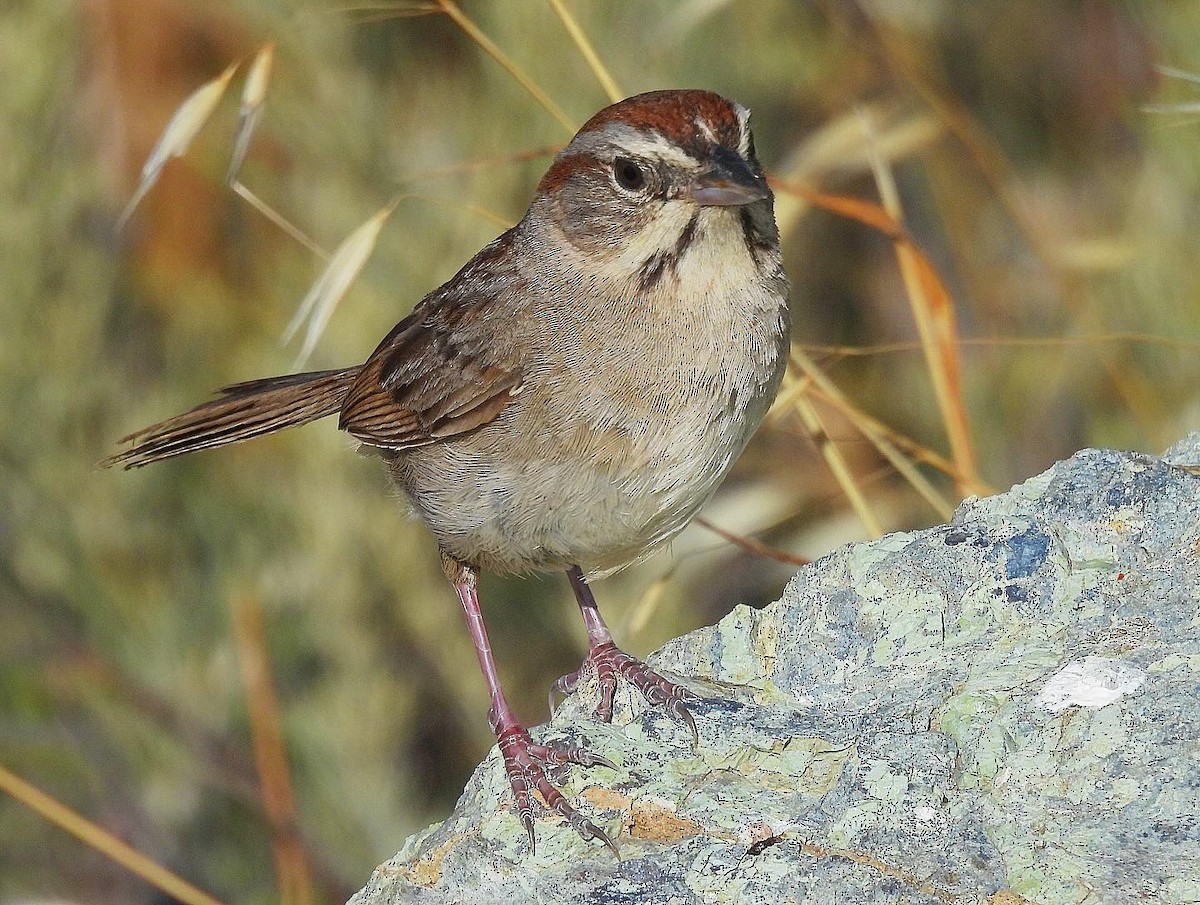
[584,820,621,859]
[530,739,618,783]
[583,751,619,771]
[549,669,582,717]
[552,794,619,856]
[522,812,537,856]
[675,701,700,750]
[495,724,618,856]
[564,641,702,744]
[527,740,617,772]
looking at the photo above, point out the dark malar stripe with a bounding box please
[638,213,700,293]
[637,253,670,292]
[674,212,699,258]
[739,207,775,254]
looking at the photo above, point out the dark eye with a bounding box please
[613,157,647,192]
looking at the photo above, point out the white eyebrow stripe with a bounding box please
[735,103,751,156]
[696,116,718,143]
[570,123,701,169]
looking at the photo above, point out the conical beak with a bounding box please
[689,145,769,207]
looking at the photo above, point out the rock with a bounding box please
[350,439,1200,904]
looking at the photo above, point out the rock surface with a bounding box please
[350,439,1200,905]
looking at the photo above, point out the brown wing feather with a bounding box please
[338,231,524,450]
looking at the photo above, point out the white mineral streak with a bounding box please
[1035,656,1146,712]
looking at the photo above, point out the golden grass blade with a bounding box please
[815,400,959,511]
[860,16,1168,453]
[789,379,883,538]
[1155,63,1200,86]
[396,193,514,230]
[859,110,978,492]
[231,595,313,905]
[232,181,327,258]
[811,382,991,499]
[0,763,226,905]
[786,346,970,517]
[340,1,442,22]
[780,104,943,185]
[229,43,275,183]
[899,246,977,485]
[860,18,1074,317]
[622,562,677,637]
[284,201,396,368]
[117,62,239,232]
[768,178,981,500]
[435,0,576,134]
[769,105,943,241]
[769,177,904,239]
[546,0,623,103]
[394,143,563,186]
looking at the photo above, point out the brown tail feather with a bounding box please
[102,367,363,469]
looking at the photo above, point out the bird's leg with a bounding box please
[552,565,699,747]
[442,554,617,856]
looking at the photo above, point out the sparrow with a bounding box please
[104,89,791,854]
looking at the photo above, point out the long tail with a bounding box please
[102,367,363,469]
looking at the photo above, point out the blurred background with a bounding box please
[3,1,1199,902]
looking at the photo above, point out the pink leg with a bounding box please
[552,566,699,747]
[444,555,617,856]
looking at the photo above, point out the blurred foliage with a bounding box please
[2,0,1199,902]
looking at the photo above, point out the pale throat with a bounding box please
[611,205,758,291]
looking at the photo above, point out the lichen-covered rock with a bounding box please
[350,438,1200,905]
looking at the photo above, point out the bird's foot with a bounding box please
[493,720,619,856]
[552,641,699,747]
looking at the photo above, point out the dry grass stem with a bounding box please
[232,181,328,257]
[805,382,991,500]
[546,0,623,103]
[788,379,883,539]
[0,764,227,905]
[767,179,985,509]
[863,10,1163,443]
[435,0,576,134]
[693,516,810,567]
[231,595,314,905]
[623,564,678,637]
[787,347,968,517]
[859,110,978,494]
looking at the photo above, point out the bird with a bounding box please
[104,88,791,855]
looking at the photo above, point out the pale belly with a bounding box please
[388,382,768,575]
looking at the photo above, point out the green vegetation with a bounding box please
[3,2,1199,902]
